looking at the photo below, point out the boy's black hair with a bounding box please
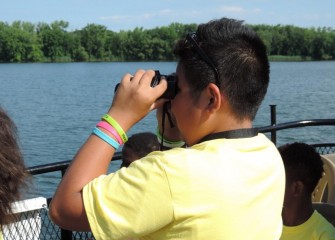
[174,17,269,121]
[121,132,160,168]
[278,142,324,195]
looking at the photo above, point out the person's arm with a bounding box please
[49,69,167,231]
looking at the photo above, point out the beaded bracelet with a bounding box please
[92,127,120,150]
[101,114,128,143]
[96,121,123,145]
[156,127,185,148]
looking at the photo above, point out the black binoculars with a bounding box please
[114,70,177,100]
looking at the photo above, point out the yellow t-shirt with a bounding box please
[83,134,285,240]
[281,210,335,240]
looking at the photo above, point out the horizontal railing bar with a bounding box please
[27,119,335,176]
[310,143,335,147]
[258,119,335,132]
[28,152,122,175]
[28,160,71,175]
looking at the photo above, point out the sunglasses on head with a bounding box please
[186,32,220,86]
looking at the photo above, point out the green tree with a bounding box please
[13,21,43,62]
[1,20,335,62]
[80,24,108,60]
[37,21,70,61]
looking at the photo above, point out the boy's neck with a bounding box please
[213,113,253,133]
[282,201,314,226]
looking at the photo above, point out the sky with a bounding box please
[1,0,335,32]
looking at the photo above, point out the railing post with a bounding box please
[61,230,73,240]
[60,168,73,240]
[270,105,277,145]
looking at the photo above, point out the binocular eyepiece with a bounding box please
[114,70,177,100]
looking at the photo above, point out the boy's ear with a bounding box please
[292,180,305,197]
[206,83,222,112]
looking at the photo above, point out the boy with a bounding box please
[50,18,285,239]
[279,142,335,240]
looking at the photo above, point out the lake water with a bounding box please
[0,61,334,198]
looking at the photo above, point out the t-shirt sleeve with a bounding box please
[83,154,174,239]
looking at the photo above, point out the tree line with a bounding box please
[0,20,334,63]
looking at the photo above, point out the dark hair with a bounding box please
[121,132,160,168]
[173,17,269,120]
[0,107,29,225]
[278,142,324,195]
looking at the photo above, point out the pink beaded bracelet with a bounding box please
[96,121,123,145]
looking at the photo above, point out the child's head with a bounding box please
[173,18,269,122]
[0,107,29,225]
[121,132,160,168]
[278,142,324,200]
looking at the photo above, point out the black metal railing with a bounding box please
[258,105,335,145]
[7,105,335,240]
